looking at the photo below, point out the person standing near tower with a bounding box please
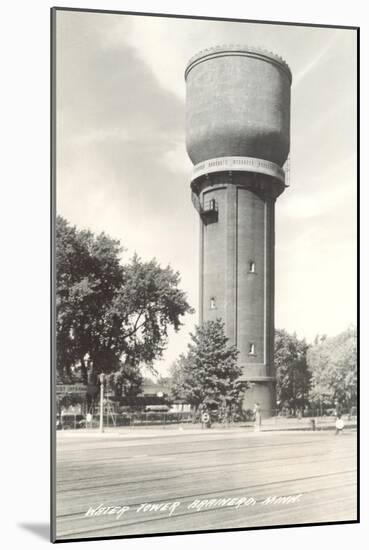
[253,402,262,432]
[335,415,345,435]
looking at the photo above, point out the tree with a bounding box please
[274,329,310,414]
[56,216,124,381]
[105,363,143,401]
[56,216,194,382]
[307,326,357,409]
[169,319,247,410]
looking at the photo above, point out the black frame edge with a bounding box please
[50,6,57,544]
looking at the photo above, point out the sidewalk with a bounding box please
[57,424,251,439]
[259,415,357,432]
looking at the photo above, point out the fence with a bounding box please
[56,411,194,430]
[56,408,357,431]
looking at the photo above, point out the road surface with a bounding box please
[55,427,357,540]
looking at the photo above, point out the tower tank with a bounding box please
[185,46,292,417]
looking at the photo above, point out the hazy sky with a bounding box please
[56,10,357,375]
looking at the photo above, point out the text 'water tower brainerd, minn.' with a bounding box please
[185,45,292,416]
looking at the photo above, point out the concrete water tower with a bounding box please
[185,45,292,416]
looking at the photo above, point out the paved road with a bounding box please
[55,428,357,540]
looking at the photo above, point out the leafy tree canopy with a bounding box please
[169,319,247,409]
[105,362,144,401]
[275,329,310,413]
[56,216,194,384]
[307,326,357,408]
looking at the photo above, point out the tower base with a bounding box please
[242,380,276,419]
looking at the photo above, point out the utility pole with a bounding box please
[99,373,105,433]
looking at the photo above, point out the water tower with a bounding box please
[185,45,292,416]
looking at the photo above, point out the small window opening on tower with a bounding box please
[200,199,218,224]
[249,343,255,355]
[249,261,256,273]
[210,297,216,309]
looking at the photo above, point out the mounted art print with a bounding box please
[51,7,359,543]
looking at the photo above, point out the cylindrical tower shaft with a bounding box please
[185,46,292,416]
[197,173,277,414]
